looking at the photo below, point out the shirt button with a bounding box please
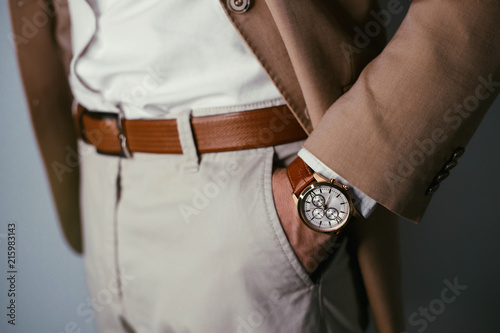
[227,0,251,14]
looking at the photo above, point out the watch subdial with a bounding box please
[326,208,339,220]
[312,208,325,219]
[312,195,325,207]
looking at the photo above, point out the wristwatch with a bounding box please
[287,157,359,234]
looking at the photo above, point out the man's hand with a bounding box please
[271,168,336,275]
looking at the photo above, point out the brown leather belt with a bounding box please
[76,104,308,157]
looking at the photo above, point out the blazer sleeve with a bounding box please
[303,0,500,222]
[8,0,82,253]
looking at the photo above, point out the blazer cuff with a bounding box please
[298,148,377,219]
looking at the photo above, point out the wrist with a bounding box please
[286,157,356,234]
[298,148,378,218]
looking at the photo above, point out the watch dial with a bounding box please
[298,183,351,232]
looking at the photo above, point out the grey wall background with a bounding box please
[0,0,95,332]
[1,0,499,332]
[381,1,500,332]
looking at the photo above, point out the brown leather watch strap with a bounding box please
[287,157,316,196]
[76,104,308,156]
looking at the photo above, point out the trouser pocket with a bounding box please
[259,146,316,289]
[113,147,320,332]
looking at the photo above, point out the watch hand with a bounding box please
[324,189,332,208]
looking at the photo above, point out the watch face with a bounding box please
[297,182,352,233]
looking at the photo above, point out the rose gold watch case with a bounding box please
[294,175,356,234]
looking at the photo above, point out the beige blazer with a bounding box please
[8,0,500,331]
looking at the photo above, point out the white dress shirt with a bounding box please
[67,0,376,217]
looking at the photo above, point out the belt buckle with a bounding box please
[78,105,133,158]
[116,107,132,158]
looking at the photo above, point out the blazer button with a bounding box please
[426,183,440,196]
[444,160,458,171]
[227,0,251,14]
[435,171,450,183]
[452,147,465,160]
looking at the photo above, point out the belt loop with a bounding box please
[177,109,200,173]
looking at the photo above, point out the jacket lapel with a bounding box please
[219,0,312,133]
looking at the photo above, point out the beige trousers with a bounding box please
[78,107,367,333]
